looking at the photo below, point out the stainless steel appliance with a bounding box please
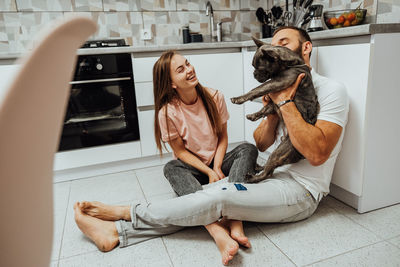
[58,46,140,151]
[306,4,324,32]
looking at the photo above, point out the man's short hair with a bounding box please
[273,26,312,44]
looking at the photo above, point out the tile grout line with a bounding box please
[56,248,103,262]
[161,236,176,267]
[385,233,400,250]
[324,202,390,241]
[255,224,299,266]
[56,181,72,266]
[53,164,165,185]
[133,170,150,204]
[53,169,136,184]
[301,239,395,266]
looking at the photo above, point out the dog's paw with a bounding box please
[231,97,244,105]
[246,114,259,121]
[255,163,264,172]
[245,173,262,183]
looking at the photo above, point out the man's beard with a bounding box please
[294,42,303,59]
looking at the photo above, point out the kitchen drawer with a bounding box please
[135,81,154,107]
[132,56,158,82]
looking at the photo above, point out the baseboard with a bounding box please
[53,153,173,183]
[329,183,360,211]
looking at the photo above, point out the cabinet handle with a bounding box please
[69,77,131,85]
[138,105,155,111]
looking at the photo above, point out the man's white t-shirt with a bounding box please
[275,68,349,202]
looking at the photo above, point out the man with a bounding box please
[74,26,348,266]
[254,26,349,202]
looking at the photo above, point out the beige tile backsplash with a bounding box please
[0,0,397,53]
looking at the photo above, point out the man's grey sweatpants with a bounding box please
[115,172,319,248]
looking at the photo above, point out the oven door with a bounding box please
[58,76,140,151]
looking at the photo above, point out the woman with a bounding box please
[152,50,258,264]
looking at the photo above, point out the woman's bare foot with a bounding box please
[74,202,120,252]
[229,220,251,248]
[206,222,239,266]
[79,201,131,221]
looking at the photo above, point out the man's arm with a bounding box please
[279,103,342,165]
[168,137,221,183]
[269,73,342,166]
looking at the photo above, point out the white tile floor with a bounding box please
[51,164,400,267]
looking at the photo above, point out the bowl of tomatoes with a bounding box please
[324,8,367,29]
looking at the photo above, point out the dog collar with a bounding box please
[277,99,294,108]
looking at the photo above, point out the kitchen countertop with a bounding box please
[1,23,399,60]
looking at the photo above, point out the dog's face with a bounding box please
[252,37,304,83]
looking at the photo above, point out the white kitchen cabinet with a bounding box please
[137,108,172,157]
[242,50,262,145]
[132,56,159,82]
[132,56,158,156]
[317,43,370,198]
[137,109,156,157]
[316,34,400,212]
[189,52,245,143]
[135,82,154,106]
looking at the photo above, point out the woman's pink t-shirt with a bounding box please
[158,89,229,165]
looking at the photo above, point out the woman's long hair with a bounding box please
[153,50,222,155]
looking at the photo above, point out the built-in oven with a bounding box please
[58,52,140,151]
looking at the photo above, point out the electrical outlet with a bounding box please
[140,29,152,40]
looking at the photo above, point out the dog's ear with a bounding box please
[252,36,266,48]
[261,47,276,61]
[276,46,304,64]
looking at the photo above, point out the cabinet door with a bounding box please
[135,82,154,106]
[317,43,371,196]
[242,50,261,145]
[138,109,172,157]
[132,56,159,82]
[189,53,244,143]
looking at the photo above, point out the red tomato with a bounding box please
[348,13,356,22]
[330,17,338,26]
[338,15,345,24]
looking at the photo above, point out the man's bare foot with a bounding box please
[229,220,251,248]
[206,223,239,266]
[79,201,131,221]
[74,202,120,252]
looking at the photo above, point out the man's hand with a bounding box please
[269,73,305,104]
[262,95,271,106]
[208,170,221,183]
[213,167,225,180]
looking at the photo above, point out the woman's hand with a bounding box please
[208,170,222,183]
[213,167,225,180]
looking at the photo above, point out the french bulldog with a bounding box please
[231,37,319,183]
